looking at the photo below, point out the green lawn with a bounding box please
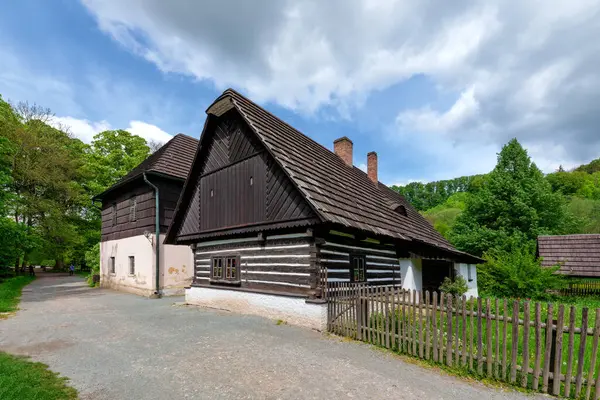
[0,275,35,315]
[0,275,78,399]
[0,352,77,400]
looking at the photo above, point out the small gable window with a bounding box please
[210,189,214,198]
[129,196,137,222]
[250,176,253,186]
[392,204,408,216]
[111,203,117,226]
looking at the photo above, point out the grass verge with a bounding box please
[0,275,35,316]
[0,352,78,400]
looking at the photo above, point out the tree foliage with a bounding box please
[0,95,153,270]
[450,139,568,256]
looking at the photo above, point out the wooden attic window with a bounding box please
[391,203,408,216]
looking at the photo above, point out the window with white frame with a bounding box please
[109,257,116,274]
[210,256,240,282]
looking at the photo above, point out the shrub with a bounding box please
[439,275,469,297]
[84,243,100,287]
[478,244,566,300]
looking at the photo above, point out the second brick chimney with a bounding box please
[333,136,353,167]
[367,151,378,183]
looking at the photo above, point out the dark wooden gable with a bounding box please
[174,109,316,241]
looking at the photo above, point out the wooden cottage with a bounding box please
[165,89,481,329]
[94,134,198,296]
[537,234,600,277]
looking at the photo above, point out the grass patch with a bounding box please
[0,275,35,314]
[275,319,288,326]
[0,352,77,400]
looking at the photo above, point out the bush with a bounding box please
[84,243,100,287]
[439,275,469,297]
[478,244,566,300]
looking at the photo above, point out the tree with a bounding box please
[85,130,150,196]
[450,139,568,256]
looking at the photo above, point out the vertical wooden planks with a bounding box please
[542,303,554,393]
[585,309,600,400]
[425,291,431,360]
[462,295,467,367]
[477,297,483,375]
[385,286,390,349]
[432,291,438,362]
[412,289,417,357]
[533,302,542,391]
[438,293,445,363]
[502,299,508,380]
[400,289,405,352]
[419,291,425,359]
[495,299,500,379]
[455,295,460,366]
[486,299,493,377]
[521,300,530,388]
[446,294,453,366]
[469,296,475,371]
[391,285,396,350]
[564,305,576,398]
[575,308,588,398]
[510,300,519,384]
[552,304,564,396]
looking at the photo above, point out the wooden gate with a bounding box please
[327,282,365,338]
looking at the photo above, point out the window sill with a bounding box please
[209,280,242,287]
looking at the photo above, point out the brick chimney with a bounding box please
[333,136,353,167]
[367,151,378,183]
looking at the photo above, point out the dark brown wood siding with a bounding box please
[192,233,316,296]
[317,231,402,287]
[101,177,184,242]
[175,109,316,241]
[200,154,267,231]
[101,181,155,242]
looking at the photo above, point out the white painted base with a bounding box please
[186,287,327,331]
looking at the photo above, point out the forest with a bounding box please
[392,139,600,298]
[0,96,158,273]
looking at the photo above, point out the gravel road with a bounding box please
[0,274,546,399]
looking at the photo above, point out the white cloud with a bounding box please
[53,116,172,144]
[52,116,111,143]
[80,0,600,177]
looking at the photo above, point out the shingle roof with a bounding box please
[217,89,478,262]
[538,234,600,277]
[94,133,198,199]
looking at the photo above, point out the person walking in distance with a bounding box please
[69,264,75,276]
[28,265,35,277]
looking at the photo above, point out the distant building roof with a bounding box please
[94,133,198,200]
[537,234,600,277]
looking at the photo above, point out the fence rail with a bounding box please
[327,282,600,400]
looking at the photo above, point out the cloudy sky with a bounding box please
[1,0,599,185]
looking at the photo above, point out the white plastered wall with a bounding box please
[400,258,423,291]
[100,234,193,297]
[186,287,327,331]
[455,263,478,298]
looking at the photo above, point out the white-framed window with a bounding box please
[109,257,116,274]
[129,256,135,275]
[210,255,240,282]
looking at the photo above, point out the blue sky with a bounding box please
[2,0,600,185]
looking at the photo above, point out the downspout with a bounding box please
[143,173,161,297]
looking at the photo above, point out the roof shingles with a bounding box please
[538,234,600,277]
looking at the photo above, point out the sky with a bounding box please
[1,0,600,185]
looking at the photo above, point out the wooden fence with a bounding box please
[327,282,600,400]
[561,280,600,297]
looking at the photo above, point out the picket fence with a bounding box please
[327,282,600,400]
[561,281,600,297]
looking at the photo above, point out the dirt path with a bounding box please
[0,275,547,399]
